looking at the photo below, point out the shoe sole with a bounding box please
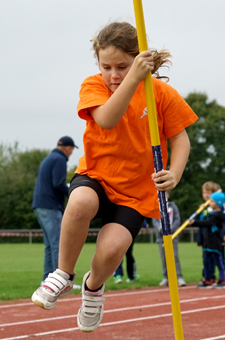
[77,306,104,332]
[32,298,56,310]
[31,291,57,310]
[31,286,73,310]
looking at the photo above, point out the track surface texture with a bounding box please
[1,285,225,340]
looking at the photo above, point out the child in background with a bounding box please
[113,241,140,283]
[31,21,198,332]
[197,182,221,287]
[190,192,225,288]
[152,191,186,287]
[114,220,149,283]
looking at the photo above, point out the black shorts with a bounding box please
[69,174,144,240]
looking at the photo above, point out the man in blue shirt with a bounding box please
[32,136,78,283]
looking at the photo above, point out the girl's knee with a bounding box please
[96,225,132,262]
[66,187,99,221]
[99,242,125,264]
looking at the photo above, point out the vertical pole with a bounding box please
[29,231,32,244]
[133,1,184,339]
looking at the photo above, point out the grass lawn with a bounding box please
[0,242,204,301]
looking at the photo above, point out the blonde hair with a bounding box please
[202,181,221,193]
[91,22,172,81]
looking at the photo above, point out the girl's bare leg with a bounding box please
[58,186,99,275]
[86,223,133,290]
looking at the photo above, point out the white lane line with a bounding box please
[0,296,225,327]
[201,336,225,340]
[1,294,225,327]
[1,305,225,340]
[0,314,77,327]
[0,295,225,327]
[0,286,196,309]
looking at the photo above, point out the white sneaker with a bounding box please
[177,277,186,287]
[31,269,75,310]
[77,271,106,332]
[159,278,168,286]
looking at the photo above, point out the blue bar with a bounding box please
[152,145,171,235]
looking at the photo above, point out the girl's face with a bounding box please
[98,46,135,93]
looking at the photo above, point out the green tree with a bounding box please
[170,93,225,221]
[0,144,49,229]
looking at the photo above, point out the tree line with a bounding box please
[0,92,224,231]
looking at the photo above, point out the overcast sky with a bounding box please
[1,0,224,169]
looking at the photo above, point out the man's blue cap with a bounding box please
[57,136,79,148]
[210,192,225,209]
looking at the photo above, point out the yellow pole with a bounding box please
[132,1,160,146]
[172,220,190,240]
[172,202,209,240]
[172,189,221,240]
[133,1,184,339]
[163,236,184,340]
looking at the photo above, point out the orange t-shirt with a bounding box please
[76,74,198,218]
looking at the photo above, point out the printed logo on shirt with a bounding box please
[141,107,148,118]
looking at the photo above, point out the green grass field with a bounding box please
[0,242,205,301]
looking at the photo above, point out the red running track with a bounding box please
[1,285,225,340]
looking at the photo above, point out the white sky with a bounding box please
[1,0,224,169]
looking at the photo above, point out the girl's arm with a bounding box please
[90,51,153,129]
[152,129,190,191]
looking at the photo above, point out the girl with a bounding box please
[32,21,198,332]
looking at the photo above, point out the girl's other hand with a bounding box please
[151,170,178,191]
